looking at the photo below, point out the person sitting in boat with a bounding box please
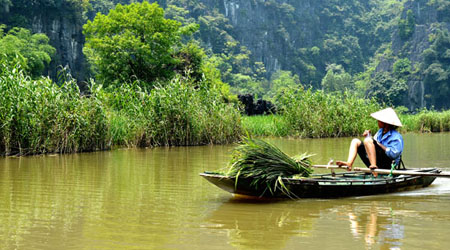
[336,107,404,171]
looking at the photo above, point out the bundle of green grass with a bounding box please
[227,137,313,196]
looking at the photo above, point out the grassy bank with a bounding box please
[104,76,242,147]
[0,63,108,155]
[2,62,448,156]
[0,63,242,156]
[400,110,450,132]
[242,88,450,137]
[241,115,290,137]
[273,88,381,138]
[243,110,450,138]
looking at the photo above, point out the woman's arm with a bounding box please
[378,137,403,159]
[384,138,403,159]
[376,141,387,151]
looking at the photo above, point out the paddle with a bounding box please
[311,164,450,178]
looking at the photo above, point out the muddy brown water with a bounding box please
[1,133,449,249]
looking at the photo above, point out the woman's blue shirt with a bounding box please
[374,128,404,165]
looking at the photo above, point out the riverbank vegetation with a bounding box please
[400,110,450,132]
[242,88,380,138]
[275,88,381,138]
[104,75,242,147]
[0,1,449,156]
[0,61,109,155]
[0,59,242,156]
[1,55,448,156]
[243,109,450,137]
[0,2,242,156]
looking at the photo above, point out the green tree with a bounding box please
[83,2,198,86]
[398,9,415,40]
[421,29,450,109]
[266,70,301,99]
[423,63,449,109]
[366,71,408,106]
[434,0,450,22]
[0,26,55,77]
[293,47,320,87]
[322,35,364,74]
[392,58,411,79]
[321,64,353,93]
[172,41,205,83]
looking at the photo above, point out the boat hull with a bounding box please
[200,168,439,199]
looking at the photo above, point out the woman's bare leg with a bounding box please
[336,138,361,170]
[363,137,377,169]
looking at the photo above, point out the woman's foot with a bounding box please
[369,165,378,177]
[369,165,378,170]
[336,161,352,171]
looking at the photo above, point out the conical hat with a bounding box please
[370,107,402,127]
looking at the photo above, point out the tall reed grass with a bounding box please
[0,62,109,155]
[274,88,381,137]
[400,110,450,132]
[241,115,290,137]
[0,60,242,156]
[103,75,243,147]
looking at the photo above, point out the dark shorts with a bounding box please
[357,141,394,169]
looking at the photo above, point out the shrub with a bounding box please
[275,87,381,138]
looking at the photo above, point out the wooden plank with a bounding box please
[312,165,450,178]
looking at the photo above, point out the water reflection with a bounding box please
[346,202,404,249]
[206,199,410,250]
[205,200,321,249]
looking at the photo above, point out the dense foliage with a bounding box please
[0,57,242,155]
[1,0,449,110]
[400,109,450,132]
[366,71,409,106]
[83,2,198,86]
[0,0,449,157]
[0,25,55,77]
[189,0,402,90]
[421,28,450,110]
[0,60,108,155]
[104,76,242,147]
[321,64,354,94]
[275,87,381,138]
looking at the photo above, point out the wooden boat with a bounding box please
[200,168,440,199]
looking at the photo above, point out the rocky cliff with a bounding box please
[218,0,320,74]
[0,1,87,80]
[376,0,450,110]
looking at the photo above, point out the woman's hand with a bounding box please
[362,130,371,137]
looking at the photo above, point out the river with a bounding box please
[1,133,449,249]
